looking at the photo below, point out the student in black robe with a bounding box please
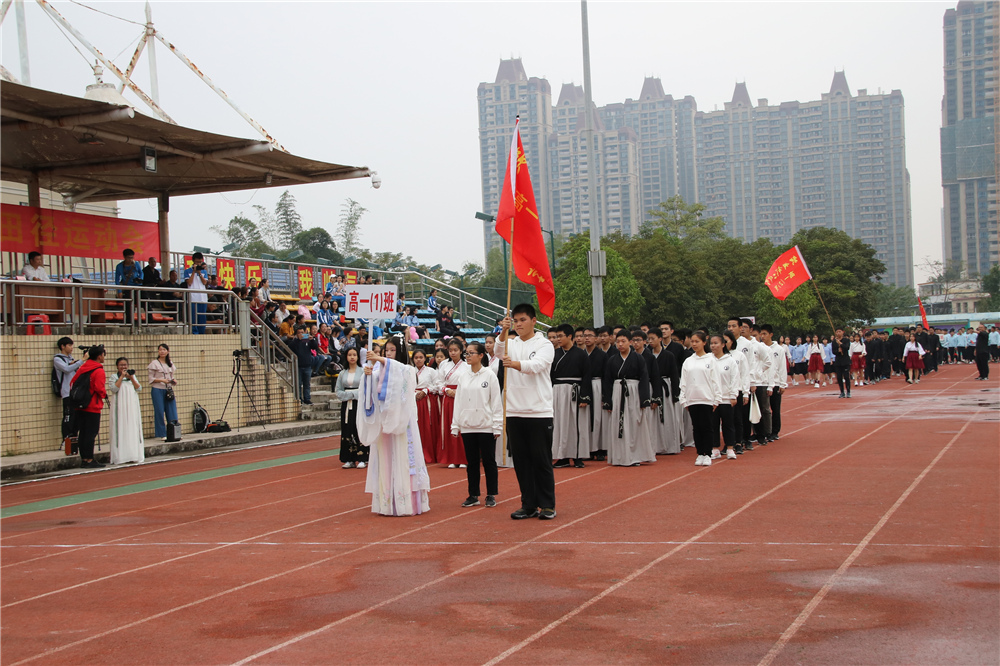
[602,331,654,467]
[582,326,609,461]
[551,324,592,468]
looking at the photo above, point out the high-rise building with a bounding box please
[940,0,1000,277]
[478,61,914,285]
[697,75,912,287]
[477,59,552,255]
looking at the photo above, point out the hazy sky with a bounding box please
[2,1,952,283]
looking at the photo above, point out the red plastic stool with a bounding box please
[26,314,52,335]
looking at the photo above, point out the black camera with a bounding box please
[127,369,136,376]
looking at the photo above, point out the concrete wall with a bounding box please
[1,333,301,456]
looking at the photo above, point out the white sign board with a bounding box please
[344,284,399,320]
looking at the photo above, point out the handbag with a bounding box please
[749,393,761,424]
[164,386,175,402]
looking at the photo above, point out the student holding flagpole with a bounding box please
[493,115,559,520]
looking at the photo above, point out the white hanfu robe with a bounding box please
[359,359,431,516]
[108,373,144,464]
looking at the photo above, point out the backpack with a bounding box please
[69,369,97,409]
[51,355,71,397]
[192,403,209,433]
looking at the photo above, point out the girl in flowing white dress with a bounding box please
[109,356,144,464]
[359,336,431,516]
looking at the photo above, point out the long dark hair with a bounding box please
[157,343,173,367]
[723,329,739,351]
[385,335,410,365]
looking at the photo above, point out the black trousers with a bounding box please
[462,432,499,497]
[836,365,851,394]
[61,397,78,439]
[864,359,876,382]
[924,352,938,373]
[740,392,752,444]
[976,353,990,379]
[688,404,715,456]
[76,411,101,460]
[732,392,745,445]
[507,417,555,511]
[712,403,736,451]
[769,390,782,436]
[990,345,999,362]
[752,386,771,440]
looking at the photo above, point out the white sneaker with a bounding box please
[695,455,705,466]
[823,381,828,386]
[703,456,712,466]
[342,462,355,469]
[710,450,721,460]
[447,464,457,469]
[793,380,799,386]
[727,449,737,460]
[814,383,820,388]
[357,462,366,469]
[459,464,467,468]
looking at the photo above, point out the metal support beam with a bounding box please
[153,30,285,151]
[35,141,273,175]
[144,1,160,104]
[581,0,605,327]
[158,194,170,275]
[26,170,39,207]
[14,0,30,85]
[54,173,158,198]
[35,0,176,124]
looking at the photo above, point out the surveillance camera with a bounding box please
[371,171,382,189]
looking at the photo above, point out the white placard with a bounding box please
[345,284,399,320]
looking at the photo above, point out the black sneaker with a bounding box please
[734,444,744,455]
[461,496,480,507]
[538,508,557,520]
[511,508,540,520]
[552,459,571,468]
[772,434,780,441]
[745,441,755,451]
[485,496,497,508]
[758,438,768,446]
[573,459,585,468]
[839,393,846,398]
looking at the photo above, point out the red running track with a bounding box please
[1,363,997,665]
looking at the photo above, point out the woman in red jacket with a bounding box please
[72,345,108,468]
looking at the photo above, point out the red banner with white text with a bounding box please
[0,204,160,260]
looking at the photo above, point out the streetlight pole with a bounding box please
[475,211,508,298]
[581,0,605,327]
[540,228,557,271]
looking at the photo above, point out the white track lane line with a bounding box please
[480,378,973,666]
[755,410,983,666]
[6,468,606,666]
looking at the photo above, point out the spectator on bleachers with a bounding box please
[248,288,266,318]
[428,289,441,313]
[288,325,318,405]
[316,299,336,327]
[21,251,49,281]
[309,324,332,376]
[158,269,184,313]
[142,257,160,286]
[207,275,224,291]
[437,305,461,338]
[248,277,258,290]
[115,249,143,287]
[266,309,282,335]
[278,315,295,342]
[276,301,291,323]
[184,252,210,334]
[258,278,272,303]
[331,275,346,309]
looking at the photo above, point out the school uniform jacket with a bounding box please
[494,332,554,418]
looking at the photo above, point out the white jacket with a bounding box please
[731,348,751,395]
[494,331,554,418]
[712,353,741,401]
[450,366,503,436]
[736,336,755,384]
[750,338,772,386]
[766,341,788,389]
[679,353,721,408]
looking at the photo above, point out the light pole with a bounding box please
[540,228,557,271]
[581,0,606,327]
[475,211,508,296]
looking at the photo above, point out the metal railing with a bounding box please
[246,307,300,401]
[0,279,239,335]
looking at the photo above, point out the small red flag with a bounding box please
[917,296,930,330]
[495,117,555,317]
[765,245,812,301]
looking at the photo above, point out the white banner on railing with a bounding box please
[345,284,398,320]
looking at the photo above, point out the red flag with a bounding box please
[764,245,813,301]
[495,117,555,317]
[917,296,930,330]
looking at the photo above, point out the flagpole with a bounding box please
[501,216,514,466]
[811,280,836,334]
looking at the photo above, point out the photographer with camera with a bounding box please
[287,325,319,405]
[109,357,144,464]
[147,344,178,439]
[53,337,84,451]
[184,252,210,334]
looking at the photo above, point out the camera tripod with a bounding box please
[220,349,265,430]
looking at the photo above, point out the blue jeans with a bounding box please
[151,387,178,438]
[311,354,331,375]
[190,302,207,334]
[298,367,312,404]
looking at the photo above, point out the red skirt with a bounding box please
[807,353,824,373]
[438,388,468,466]
[415,392,440,464]
[905,351,924,370]
[850,353,865,371]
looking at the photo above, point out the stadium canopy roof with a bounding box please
[0,81,373,205]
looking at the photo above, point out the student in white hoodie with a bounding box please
[679,331,721,467]
[761,324,786,441]
[709,334,741,460]
[451,342,503,508]
[496,303,556,520]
